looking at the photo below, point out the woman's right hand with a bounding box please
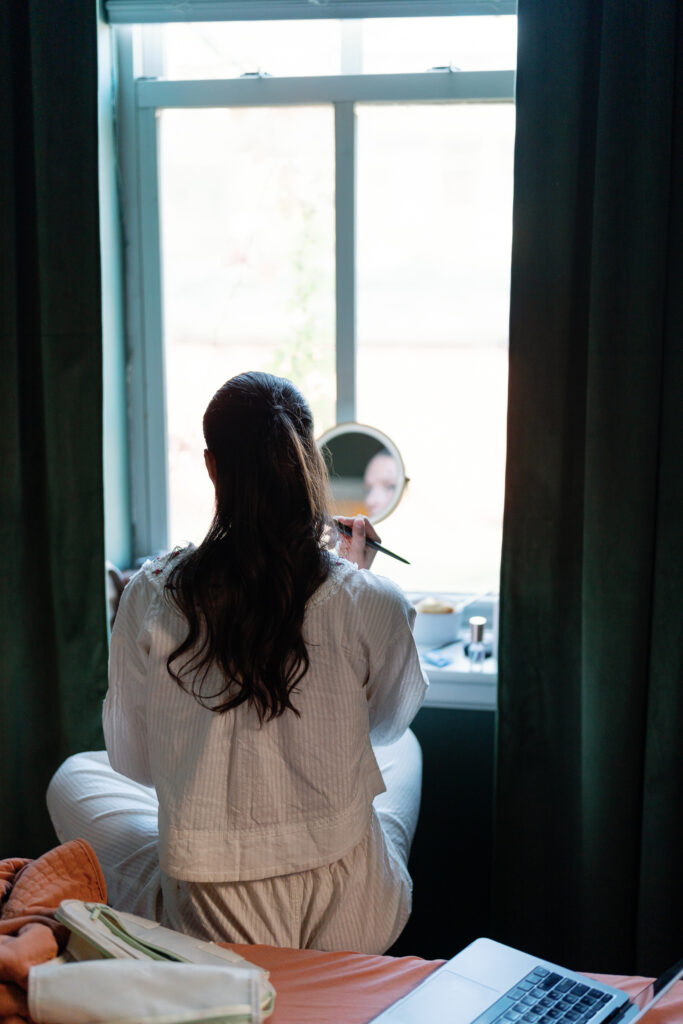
[336,515,381,571]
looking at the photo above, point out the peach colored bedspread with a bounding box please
[3,840,680,1024]
[227,945,683,1024]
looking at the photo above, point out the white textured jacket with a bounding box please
[103,549,427,883]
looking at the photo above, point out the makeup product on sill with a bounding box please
[413,596,459,646]
[334,520,410,565]
[467,616,487,671]
[422,638,461,668]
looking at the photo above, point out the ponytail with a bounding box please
[165,372,331,720]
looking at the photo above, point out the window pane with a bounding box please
[362,16,517,73]
[158,16,516,80]
[356,103,515,594]
[161,21,343,79]
[159,107,335,546]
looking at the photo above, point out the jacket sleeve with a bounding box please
[102,569,155,786]
[363,582,428,746]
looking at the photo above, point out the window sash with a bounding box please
[106,1,516,25]
[117,22,514,557]
[136,70,515,107]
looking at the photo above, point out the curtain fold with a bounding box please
[493,0,683,974]
[494,0,683,975]
[0,1,108,856]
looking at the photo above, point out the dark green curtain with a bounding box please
[494,0,683,976]
[0,1,108,856]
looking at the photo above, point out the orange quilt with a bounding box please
[0,839,106,1023]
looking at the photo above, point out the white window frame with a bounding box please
[116,23,514,560]
[114,20,514,710]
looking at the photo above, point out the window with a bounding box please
[115,13,516,597]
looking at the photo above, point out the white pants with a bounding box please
[46,730,422,954]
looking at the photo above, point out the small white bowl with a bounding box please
[413,608,462,647]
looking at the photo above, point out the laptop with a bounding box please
[370,937,683,1024]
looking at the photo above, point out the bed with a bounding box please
[3,843,680,1024]
[226,944,683,1024]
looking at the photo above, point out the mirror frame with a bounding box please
[317,421,408,525]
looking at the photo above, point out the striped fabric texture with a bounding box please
[47,553,427,952]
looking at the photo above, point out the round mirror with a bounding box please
[317,423,407,524]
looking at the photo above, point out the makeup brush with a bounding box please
[334,520,410,565]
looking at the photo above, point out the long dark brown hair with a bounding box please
[165,372,331,720]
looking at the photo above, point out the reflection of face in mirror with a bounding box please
[364,449,400,520]
[317,424,406,524]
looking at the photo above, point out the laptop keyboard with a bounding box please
[485,967,613,1024]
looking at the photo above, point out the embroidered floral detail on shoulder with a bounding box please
[307,555,356,610]
[142,543,195,585]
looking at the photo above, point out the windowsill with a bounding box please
[420,643,497,711]
[410,592,499,712]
